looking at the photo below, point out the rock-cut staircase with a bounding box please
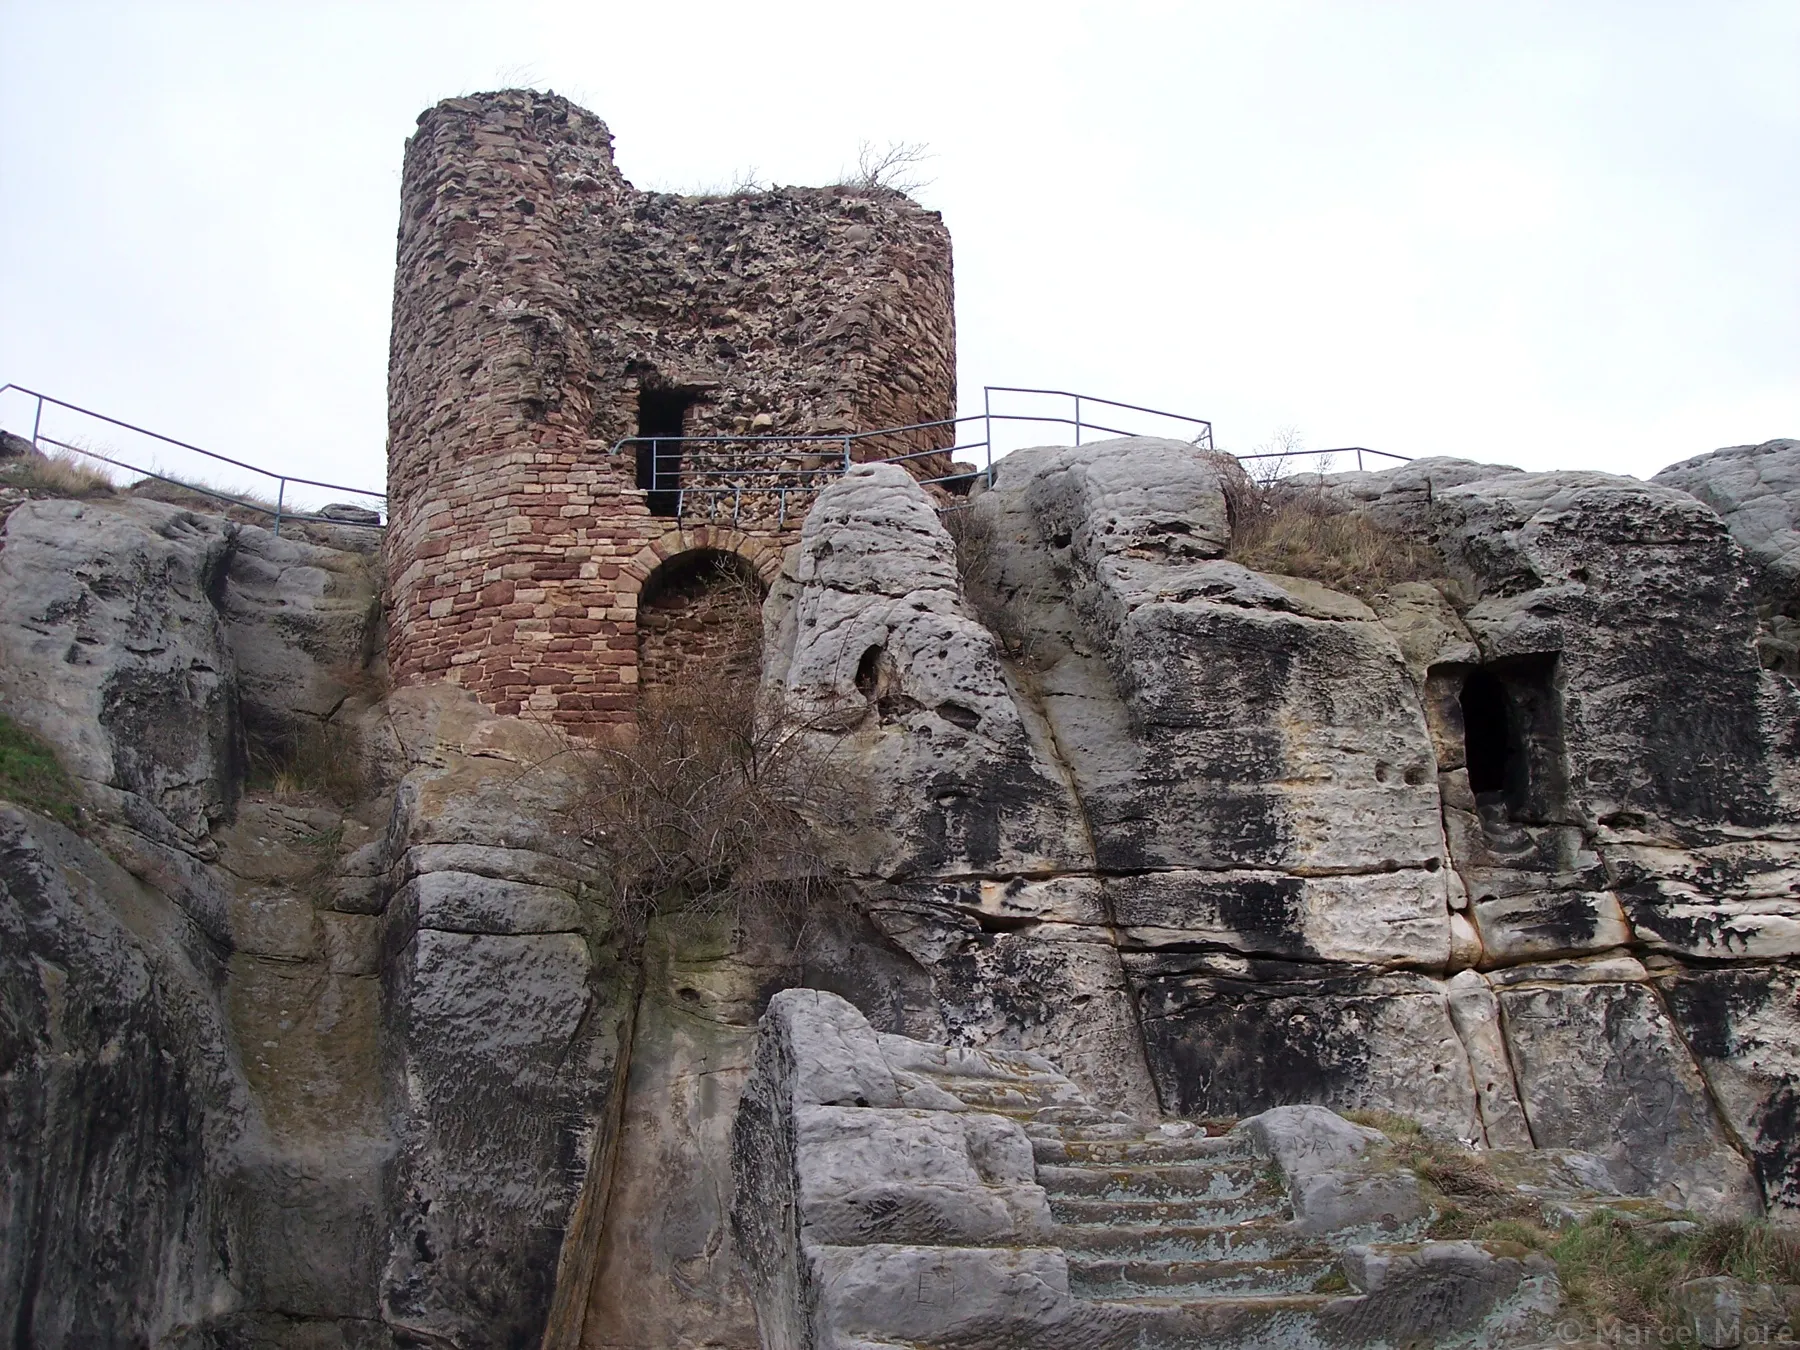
[732,989,1564,1350]
[1033,1119,1343,1314]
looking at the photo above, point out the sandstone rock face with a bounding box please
[220,522,379,746]
[0,494,626,1348]
[1653,439,1800,675]
[0,806,241,1346]
[763,441,1798,1224]
[765,461,1156,1115]
[1654,439,1800,597]
[0,497,242,850]
[11,424,1800,1349]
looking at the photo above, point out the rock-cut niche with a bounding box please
[636,548,766,706]
[1458,653,1568,823]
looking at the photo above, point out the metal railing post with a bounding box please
[30,393,43,449]
[1356,449,1364,471]
[842,437,851,472]
[984,386,993,485]
[1074,394,1082,447]
[274,478,285,537]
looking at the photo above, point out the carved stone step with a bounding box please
[1037,1160,1268,1203]
[1050,1219,1317,1264]
[1047,1189,1291,1228]
[1102,1291,1339,1349]
[915,1076,1084,1112]
[1025,1119,1166,1142]
[1071,1255,1340,1301]
[1033,1133,1250,1166]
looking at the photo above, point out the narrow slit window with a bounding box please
[636,388,694,517]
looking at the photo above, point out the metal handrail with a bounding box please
[983,386,1215,454]
[1238,445,1412,472]
[0,384,386,535]
[610,386,1229,525]
[3,381,1411,538]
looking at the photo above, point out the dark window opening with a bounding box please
[1459,654,1566,823]
[1462,669,1513,796]
[636,388,695,517]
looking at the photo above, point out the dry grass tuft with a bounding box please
[128,476,282,524]
[1348,1110,1529,1234]
[249,719,366,807]
[1,448,117,497]
[1200,453,1444,598]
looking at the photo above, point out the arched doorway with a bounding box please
[635,548,766,708]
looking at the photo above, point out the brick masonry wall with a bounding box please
[636,556,763,703]
[384,89,955,730]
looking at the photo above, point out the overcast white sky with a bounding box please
[0,1,1794,507]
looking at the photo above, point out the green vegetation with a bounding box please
[1505,1215,1800,1338]
[1311,1267,1351,1294]
[1348,1110,1800,1336]
[0,712,82,825]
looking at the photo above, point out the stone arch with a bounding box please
[633,543,769,708]
[619,525,782,598]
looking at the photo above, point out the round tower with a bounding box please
[384,90,955,731]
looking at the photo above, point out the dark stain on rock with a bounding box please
[1751,1084,1800,1214]
[1127,961,1385,1118]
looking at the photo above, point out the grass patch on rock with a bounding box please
[1230,496,1445,598]
[0,448,117,498]
[1503,1214,1800,1339]
[248,720,367,808]
[1346,1109,1542,1240]
[0,712,82,826]
[1203,453,1444,598]
[1349,1110,1800,1337]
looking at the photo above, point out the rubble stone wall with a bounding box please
[384,89,954,731]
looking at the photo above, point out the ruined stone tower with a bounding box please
[384,90,955,730]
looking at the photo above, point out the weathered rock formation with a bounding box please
[1653,438,1800,674]
[762,445,1799,1225]
[4,430,1800,1348]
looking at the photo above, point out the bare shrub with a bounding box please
[568,565,847,950]
[843,139,934,196]
[1,447,116,497]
